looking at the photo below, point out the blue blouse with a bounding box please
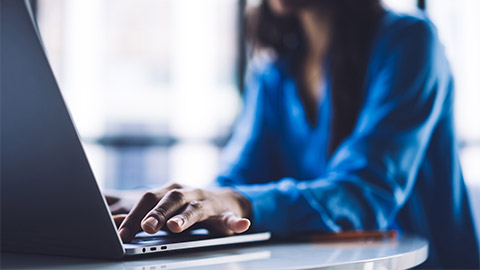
[216,9,479,269]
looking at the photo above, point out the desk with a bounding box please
[1,235,427,269]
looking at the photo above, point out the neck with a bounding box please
[298,8,332,62]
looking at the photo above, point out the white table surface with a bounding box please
[1,235,428,270]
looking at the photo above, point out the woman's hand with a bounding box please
[116,183,252,243]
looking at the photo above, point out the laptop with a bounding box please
[0,0,270,259]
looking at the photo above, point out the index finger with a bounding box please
[117,184,183,242]
[141,188,205,234]
[118,192,160,242]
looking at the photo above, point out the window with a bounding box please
[426,0,480,188]
[36,0,242,189]
[426,0,480,244]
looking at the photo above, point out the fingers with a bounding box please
[118,183,188,242]
[118,185,251,242]
[166,200,213,233]
[113,214,127,229]
[141,189,205,234]
[211,212,250,234]
[223,213,250,233]
[200,213,251,235]
[118,191,160,242]
[166,203,250,235]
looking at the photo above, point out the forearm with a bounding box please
[227,173,403,238]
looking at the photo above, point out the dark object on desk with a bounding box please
[0,0,270,259]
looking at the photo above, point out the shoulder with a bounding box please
[374,9,439,56]
[367,9,446,79]
[380,9,437,38]
[381,9,433,30]
[363,9,453,110]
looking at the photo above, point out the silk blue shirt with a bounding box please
[216,9,479,269]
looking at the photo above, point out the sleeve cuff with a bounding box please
[232,178,302,237]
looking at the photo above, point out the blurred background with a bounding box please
[34,0,479,235]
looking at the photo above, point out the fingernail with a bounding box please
[170,217,184,227]
[119,227,130,241]
[143,217,159,231]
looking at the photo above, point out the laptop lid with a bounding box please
[0,0,124,259]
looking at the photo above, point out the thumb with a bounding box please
[222,212,251,233]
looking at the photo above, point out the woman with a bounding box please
[113,0,479,268]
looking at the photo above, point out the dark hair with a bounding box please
[247,0,383,156]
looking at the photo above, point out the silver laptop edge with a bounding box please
[124,232,271,255]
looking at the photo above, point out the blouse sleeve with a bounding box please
[226,18,451,237]
[216,60,279,186]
